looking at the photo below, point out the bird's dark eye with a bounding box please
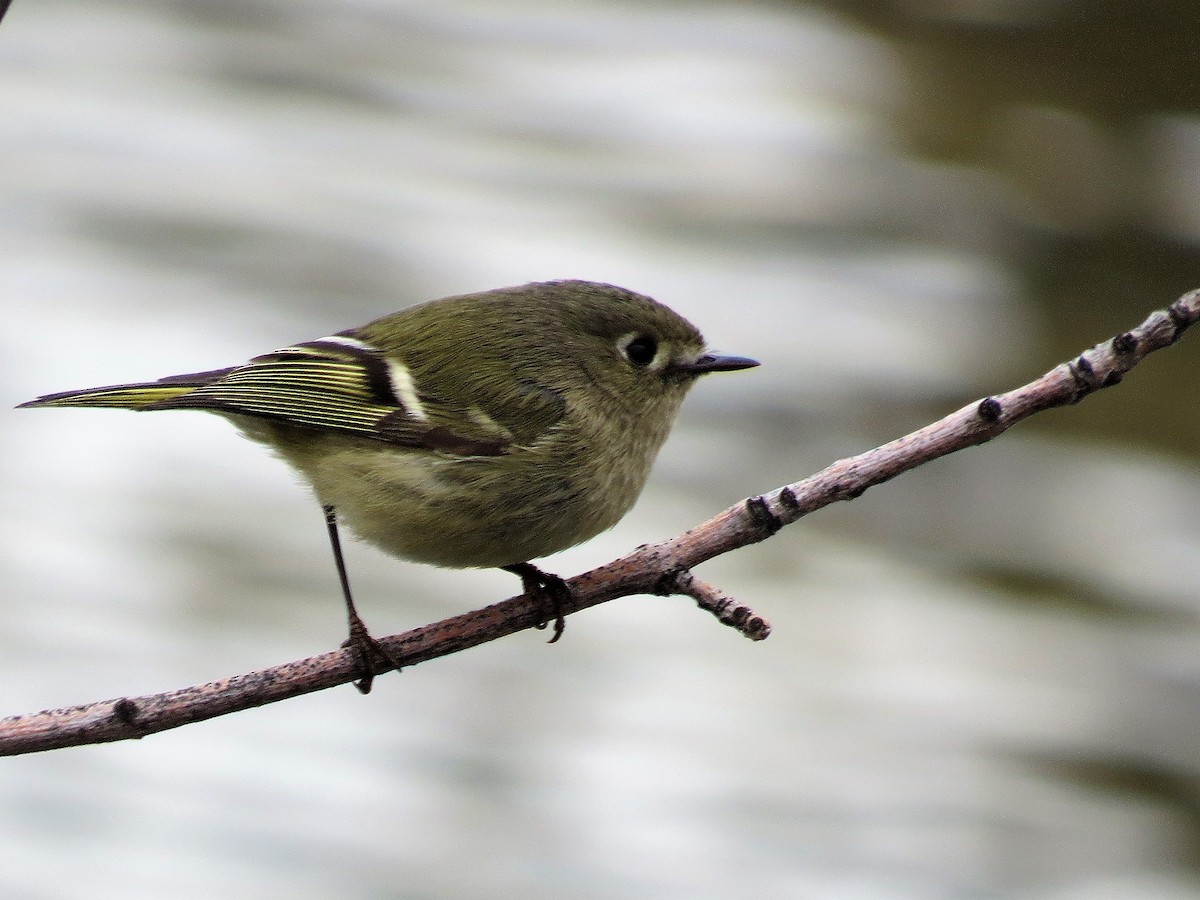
[622,335,658,367]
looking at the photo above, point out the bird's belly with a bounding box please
[301,445,643,569]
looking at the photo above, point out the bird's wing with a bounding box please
[149,336,565,456]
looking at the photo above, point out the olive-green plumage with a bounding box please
[22,280,757,569]
[22,281,756,686]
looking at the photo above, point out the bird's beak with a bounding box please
[674,352,760,376]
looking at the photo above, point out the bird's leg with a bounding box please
[501,562,569,643]
[324,505,402,693]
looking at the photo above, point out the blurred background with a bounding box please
[2,1,1200,897]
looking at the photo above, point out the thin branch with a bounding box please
[2,289,1197,755]
[661,569,772,639]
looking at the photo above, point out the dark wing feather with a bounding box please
[148,338,518,455]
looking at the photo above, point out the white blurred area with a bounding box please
[3,2,1200,899]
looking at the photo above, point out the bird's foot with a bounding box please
[502,562,569,643]
[342,611,402,694]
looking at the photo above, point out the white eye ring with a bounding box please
[617,332,663,369]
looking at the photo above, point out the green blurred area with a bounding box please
[819,0,1200,455]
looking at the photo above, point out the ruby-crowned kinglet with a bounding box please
[20,280,757,690]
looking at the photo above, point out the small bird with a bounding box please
[20,280,758,691]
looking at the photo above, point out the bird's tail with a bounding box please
[17,368,235,411]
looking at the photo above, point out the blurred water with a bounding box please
[2,1,1200,898]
